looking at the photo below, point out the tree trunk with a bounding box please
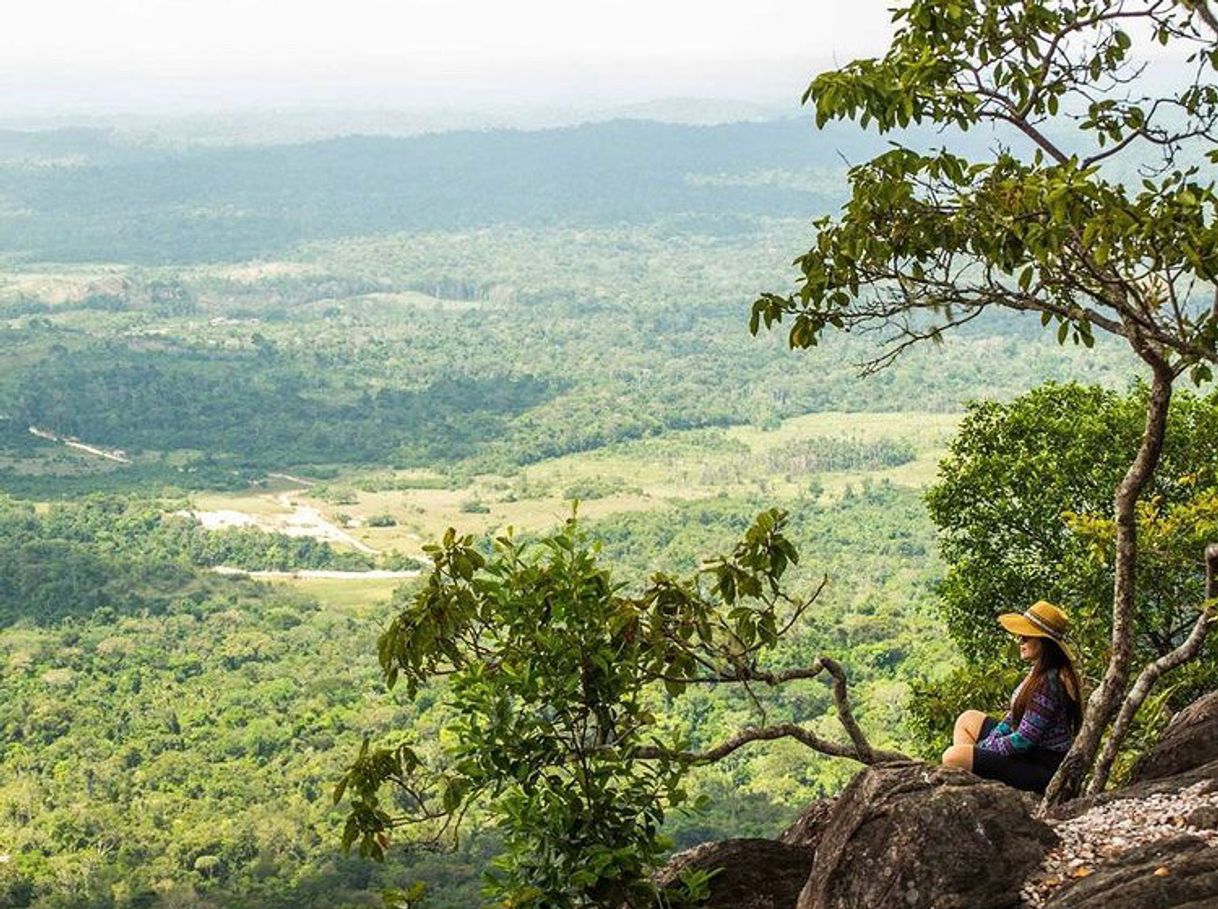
[1085,543,1218,795]
[1042,356,1175,806]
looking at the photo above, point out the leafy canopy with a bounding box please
[752,0,1218,380]
[337,510,826,909]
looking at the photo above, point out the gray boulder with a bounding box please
[1130,690,1218,784]
[653,838,814,909]
[796,761,1057,909]
[777,797,836,850]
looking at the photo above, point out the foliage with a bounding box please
[0,91,1199,904]
[339,509,850,907]
[0,214,1136,497]
[752,0,1218,380]
[11,352,554,468]
[911,382,1218,753]
[0,495,379,624]
[751,0,1218,801]
[561,477,643,501]
[0,475,947,909]
[0,582,493,909]
[0,120,840,264]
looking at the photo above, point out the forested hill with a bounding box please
[0,117,943,264]
[0,119,823,263]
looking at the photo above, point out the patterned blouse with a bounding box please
[977,670,1075,756]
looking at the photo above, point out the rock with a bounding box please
[1040,835,1218,908]
[1188,806,1218,831]
[1130,690,1218,784]
[796,761,1056,909]
[653,838,814,909]
[1049,758,1218,822]
[778,797,836,850]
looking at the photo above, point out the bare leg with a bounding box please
[941,744,974,771]
[953,709,988,747]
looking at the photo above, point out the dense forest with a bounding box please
[0,483,949,909]
[0,215,1128,499]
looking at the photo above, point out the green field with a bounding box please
[174,410,958,564]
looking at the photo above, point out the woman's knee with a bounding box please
[954,709,987,741]
[941,744,973,771]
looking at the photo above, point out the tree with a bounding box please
[335,511,903,908]
[911,382,1218,784]
[752,0,1218,803]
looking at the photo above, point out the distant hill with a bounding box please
[0,118,852,263]
[0,111,1111,265]
[0,97,797,147]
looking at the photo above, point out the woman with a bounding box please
[941,600,1083,794]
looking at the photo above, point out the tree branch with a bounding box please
[821,656,875,763]
[641,655,888,765]
[1085,543,1218,795]
[635,722,905,765]
[1192,0,1218,38]
[1045,348,1176,805]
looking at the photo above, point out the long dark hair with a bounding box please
[1012,638,1083,732]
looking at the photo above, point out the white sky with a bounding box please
[1,0,898,113]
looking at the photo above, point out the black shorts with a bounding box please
[972,716,1066,795]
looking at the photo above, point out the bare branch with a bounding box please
[642,654,888,765]
[1192,0,1218,38]
[635,723,905,765]
[820,656,875,763]
[857,306,986,375]
[1085,543,1218,795]
[661,661,829,686]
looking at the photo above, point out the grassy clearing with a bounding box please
[725,411,958,448]
[0,267,127,305]
[492,410,960,508]
[273,575,405,614]
[0,438,140,477]
[192,483,298,515]
[185,410,959,564]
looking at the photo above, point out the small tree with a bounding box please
[753,0,1218,803]
[336,511,903,908]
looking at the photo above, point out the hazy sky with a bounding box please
[2,1,897,113]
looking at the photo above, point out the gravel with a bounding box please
[1020,780,1218,907]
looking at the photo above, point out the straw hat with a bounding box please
[998,600,1070,643]
[999,601,1083,705]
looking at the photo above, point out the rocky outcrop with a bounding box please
[1040,835,1218,908]
[653,838,814,909]
[662,693,1218,909]
[1024,759,1218,907]
[796,761,1056,909]
[776,797,836,850]
[1129,690,1218,784]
